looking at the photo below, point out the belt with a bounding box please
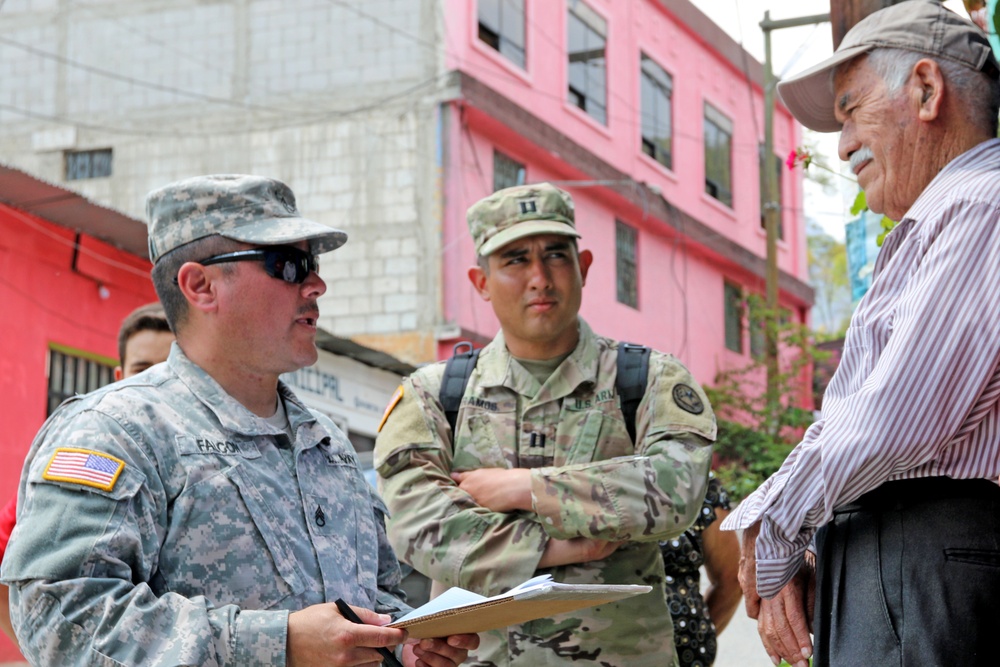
[833,477,1000,515]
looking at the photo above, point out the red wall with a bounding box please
[0,204,155,661]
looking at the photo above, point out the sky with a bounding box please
[694,0,968,240]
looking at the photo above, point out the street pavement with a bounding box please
[714,602,777,667]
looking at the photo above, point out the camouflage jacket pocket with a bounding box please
[155,463,304,610]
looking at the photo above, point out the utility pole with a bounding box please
[760,11,829,433]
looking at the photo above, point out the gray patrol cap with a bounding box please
[778,0,999,132]
[467,182,580,257]
[145,174,348,262]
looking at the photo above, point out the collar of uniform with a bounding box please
[167,344,319,438]
[478,318,600,399]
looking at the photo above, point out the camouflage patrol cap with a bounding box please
[145,174,348,262]
[467,182,581,257]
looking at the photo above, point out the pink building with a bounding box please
[435,0,813,394]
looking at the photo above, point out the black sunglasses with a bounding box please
[195,245,319,284]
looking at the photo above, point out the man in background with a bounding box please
[114,301,174,380]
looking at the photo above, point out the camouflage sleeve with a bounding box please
[375,371,548,596]
[1,408,287,667]
[531,352,716,542]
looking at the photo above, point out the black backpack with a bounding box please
[439,341,650,443]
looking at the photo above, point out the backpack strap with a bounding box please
[617,343,650,444]
[440,341,480,435]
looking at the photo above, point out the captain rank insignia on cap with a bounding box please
[43,447,126,492]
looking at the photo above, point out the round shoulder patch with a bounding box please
[672,384,704,415]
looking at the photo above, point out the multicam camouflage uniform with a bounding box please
[376,320,716,666]
[1,345,407,666]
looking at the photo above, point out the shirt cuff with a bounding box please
[755,555,803,599]
[234,608,288,666]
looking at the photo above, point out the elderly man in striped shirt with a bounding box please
[723,2,1000,666]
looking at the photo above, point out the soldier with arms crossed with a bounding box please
[376,183,715,666]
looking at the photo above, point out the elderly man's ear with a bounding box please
[911,58,945,121]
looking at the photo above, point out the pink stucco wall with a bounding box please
[439,0,810,393]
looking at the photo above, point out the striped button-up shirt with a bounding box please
[723,138,1000,598]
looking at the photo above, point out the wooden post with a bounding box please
[830,0,932,47]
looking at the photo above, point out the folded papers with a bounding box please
[389,574,652,638]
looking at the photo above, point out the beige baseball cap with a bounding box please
[777,0,999,133]
[467,182,580,257]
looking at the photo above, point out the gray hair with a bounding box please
[151,235,241,332]
[864,47,1000,135]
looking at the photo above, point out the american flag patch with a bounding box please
[43,448,125,492]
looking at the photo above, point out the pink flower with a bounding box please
[786,146,813,171]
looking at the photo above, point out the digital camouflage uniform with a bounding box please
[1,345,408,667]
[375,320,716,666]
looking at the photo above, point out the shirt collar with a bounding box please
[478,318,599,400]
[167,343,319,439]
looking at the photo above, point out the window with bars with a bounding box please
[493,150,526,192]
[616,220,638,309]
[749,303,766,359]
[478,0,526,69]
[47,347,116,416]
[724,282,743,353]
[567,0,607,125]
[65,148,113,181]
[704,104,733,208]
[759,147,784,239]
[640,54,673,170]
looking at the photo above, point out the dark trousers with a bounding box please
[813,477,1000,667]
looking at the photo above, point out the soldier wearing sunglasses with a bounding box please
[1,174,478,667]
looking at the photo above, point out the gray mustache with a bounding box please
[849,146,874,173]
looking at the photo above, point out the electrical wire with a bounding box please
[4,205,151,279]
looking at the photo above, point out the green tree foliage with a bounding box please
[706,295,827,501]
[850,189,896,245]
[807,226,851,338]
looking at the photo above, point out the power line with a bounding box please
[0,72,451,138]
[0,35,294,115]
[325,0,440,52]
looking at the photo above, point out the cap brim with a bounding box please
[777,44,872,133]
[479,220,581,256]
[221,216,348,255]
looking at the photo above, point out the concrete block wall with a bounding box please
[0,0,450,364]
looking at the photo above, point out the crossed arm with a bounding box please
[451,468,621,567]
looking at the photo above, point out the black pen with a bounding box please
[334,598,405,667]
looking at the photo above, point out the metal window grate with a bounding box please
[47,348,115,416]
[616,220,638,309]
[65,148,113,181]
[493,150,526,192]
[724,283,743,353]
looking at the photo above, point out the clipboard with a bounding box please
[388,575,652,639]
